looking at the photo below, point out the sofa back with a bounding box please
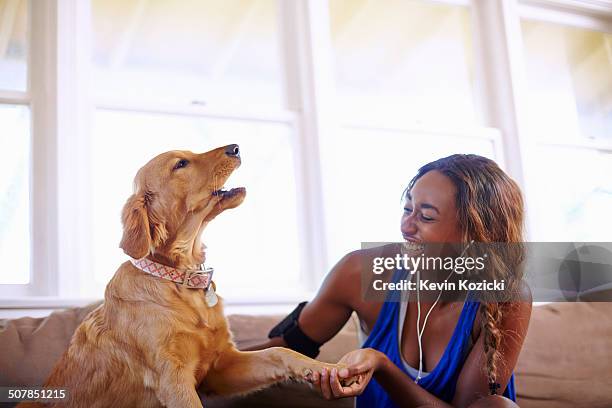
[2,302,611,407]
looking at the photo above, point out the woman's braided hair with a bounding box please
[406,154,525,393]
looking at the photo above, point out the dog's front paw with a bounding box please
[325,364,359,387]
[303,368,314,383]
[340,375,360,387]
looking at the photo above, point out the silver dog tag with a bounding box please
[205,286,218,307]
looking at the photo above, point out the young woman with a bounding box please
[254,154,532,408]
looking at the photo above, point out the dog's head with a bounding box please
[119,144,245,266]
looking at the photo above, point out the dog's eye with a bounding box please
[173,159,189,170]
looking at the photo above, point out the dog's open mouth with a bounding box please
[208,154,246,212]
[212,187,246,199]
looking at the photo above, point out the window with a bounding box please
[88,0,305,299]
[522,20,612,141]
[322,0,491,266]
[521,18,612,241]
[0,0,30,286]
[91,0,284,109]
[2,0,612,309]
[528,145,612,241]
[0,105,30,284]
[329,0,476,127]
[0,0,28,91]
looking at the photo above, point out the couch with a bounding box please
[1,302,611,407]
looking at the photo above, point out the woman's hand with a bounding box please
[312,348,387,400]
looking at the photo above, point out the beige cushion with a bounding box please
[0,302,102,387]
[515,302,612,408]
[3,302,612,407]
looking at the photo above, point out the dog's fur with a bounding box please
[20,146,341,408]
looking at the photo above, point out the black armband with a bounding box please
[268,301,321,358]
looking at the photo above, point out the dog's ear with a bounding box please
[120,193,152,259]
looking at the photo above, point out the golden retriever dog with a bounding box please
[19,145,344,408]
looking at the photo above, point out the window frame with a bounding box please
[1,0,612,309]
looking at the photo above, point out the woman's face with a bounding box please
[401,170,463,244]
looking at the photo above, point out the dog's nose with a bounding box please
[225,144,240,158]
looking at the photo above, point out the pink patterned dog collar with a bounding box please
[130,258,213,290]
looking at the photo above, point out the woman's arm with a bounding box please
[317,284,533,408]
[243,251,364,351]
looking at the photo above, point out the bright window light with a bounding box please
[522,20,612,241]
[0,105,30,284]
[0,0,28,91]
[329,0,477,126]
[91,0,284,109]
[522,20,612,141]
[529,146,612,241]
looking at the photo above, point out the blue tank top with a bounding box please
[357,273,516,407]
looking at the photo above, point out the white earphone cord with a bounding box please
[414,241,474,384]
